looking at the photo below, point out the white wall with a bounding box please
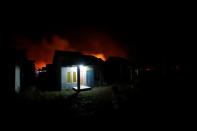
[61,66,77,89]
[15,66,20,93]
[61,66,92,89]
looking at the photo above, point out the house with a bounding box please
[104,57,133,84]
[36,64,56,91]
[8,49,35,94]
[53,51,104,91]
[8,49,26,93]
[23,60,36,87]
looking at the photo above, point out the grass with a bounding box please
[20,87,72,99]
[17,85,138,118]
[78,86,113,103]
[20,86,112,101]
[70,86,114,117]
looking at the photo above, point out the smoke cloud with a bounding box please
[13,30,128,70]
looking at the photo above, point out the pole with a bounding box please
[77,65,80,93]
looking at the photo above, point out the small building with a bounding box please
[8,49,35,94]
[23,60,36,87]
[8,49,26,94]
[36,64,55,91]
[104,57,132,84]
[53,51,104,91]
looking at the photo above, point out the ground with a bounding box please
[15,85,137,119]
[13,72,193,121]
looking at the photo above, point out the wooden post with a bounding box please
[77,65,80,93]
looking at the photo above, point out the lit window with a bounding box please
[73,71,77,83]
[67,72,71,83]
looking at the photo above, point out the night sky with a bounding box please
[6,3,195,123]
[8,5,194,68]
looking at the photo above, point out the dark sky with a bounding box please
[8,5,194,65]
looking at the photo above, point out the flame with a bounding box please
[35,61,46,70]
[13,30,128,67]
[90,53,106,61]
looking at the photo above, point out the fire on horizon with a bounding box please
[12,31,128,70]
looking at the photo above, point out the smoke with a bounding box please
[13,30,128,70]
[13,34,74,69]
[66,30,128,60]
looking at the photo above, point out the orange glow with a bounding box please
[35,61,46,70]
[13,31,128,67]
[91,53,106,61]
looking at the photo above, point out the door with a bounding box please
[87,70,93,87]
[80,69,86,85]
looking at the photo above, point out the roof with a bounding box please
[53,50,103,66]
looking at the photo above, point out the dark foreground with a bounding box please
[14,87,193,119]
[8,71,194,126]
